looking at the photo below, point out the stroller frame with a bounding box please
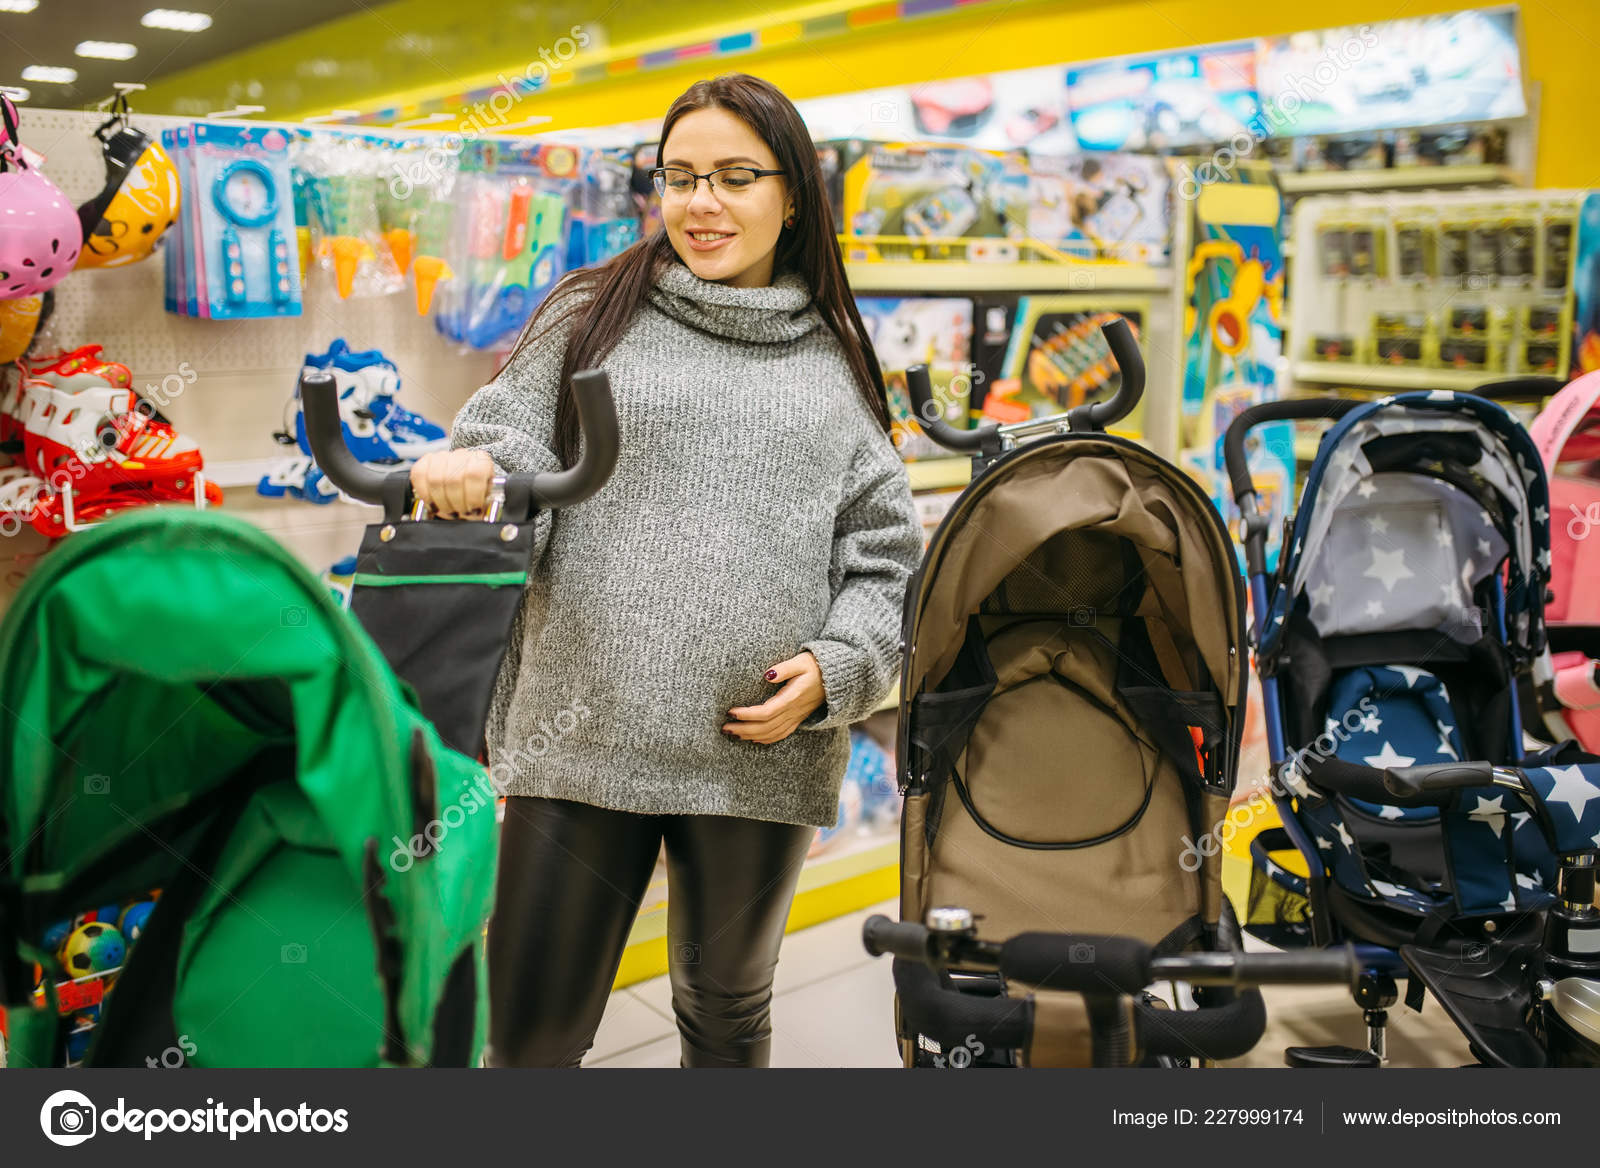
[1226,383,1600,1067]
[876,320,1359,1067]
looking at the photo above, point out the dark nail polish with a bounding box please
[766,670,777,680]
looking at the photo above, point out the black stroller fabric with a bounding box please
[347,514,536,759]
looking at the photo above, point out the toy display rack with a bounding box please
[1285,185,1583,394]
[3,107,506,595]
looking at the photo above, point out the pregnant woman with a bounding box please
[409,73,923,1067]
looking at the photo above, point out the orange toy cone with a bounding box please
[320,236,374,299]
[384,228,416,276]
[412,255,452,316]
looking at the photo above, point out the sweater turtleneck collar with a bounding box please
[646,259,821,345]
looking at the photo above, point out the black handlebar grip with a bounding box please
[999,933,1152,995]
[301,370,394,506]
[1470,376,1566,403]
[1135,989,1267,1061]
[862,915,935,962]
[1223,398,1357,507]
[1080,317,1145,432]
[529,369,619,510]
[1383,761,1495,802]
[301,367,621,513]
[904,364,991,453]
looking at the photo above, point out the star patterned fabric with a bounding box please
[1261,392,1552,664]
[1295,665,1559,917]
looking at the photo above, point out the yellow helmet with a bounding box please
[75,127,182,270]
[0,294,44,364]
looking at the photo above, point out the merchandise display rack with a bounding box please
[1276,163,1524,195]
[1284,186,1581,395]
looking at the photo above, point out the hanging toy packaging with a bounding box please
[434,140,576,351]
[381,135,459,315]
[164,123,303,319]
[294,130,406,301]
[567,146,640,271]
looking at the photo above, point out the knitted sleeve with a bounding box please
[800,426,923,730]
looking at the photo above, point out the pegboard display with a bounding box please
[4,108,502,579]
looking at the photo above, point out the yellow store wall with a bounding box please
[141,1,1595,188]
[489,0,1594,189]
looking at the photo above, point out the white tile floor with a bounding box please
[585,899,1472,1068]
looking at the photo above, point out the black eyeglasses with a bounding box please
[650,166,785,199]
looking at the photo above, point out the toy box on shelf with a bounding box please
[984,296,1150,440]
[856,296,975,460]
[1288,188,1582,390]
[838,141,1030,261]
[1567,192,1600,375]
[1026,152,1173,265]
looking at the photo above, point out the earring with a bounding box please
[784,214,795,229]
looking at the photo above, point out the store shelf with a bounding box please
[845,260,1170,293]
[1291,361,1505,392]
[1276,165,1523,194]
[905,456,972,491]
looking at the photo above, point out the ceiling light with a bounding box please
[76,41,139,61]
[0,86,29,102]
[142,9,212,32]
[0,1,40,14]
[20,65,77,84]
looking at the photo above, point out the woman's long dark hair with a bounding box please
[495,73,890,467]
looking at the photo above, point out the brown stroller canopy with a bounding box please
[908,437,1242,713]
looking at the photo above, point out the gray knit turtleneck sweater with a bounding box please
[449,259,922,827]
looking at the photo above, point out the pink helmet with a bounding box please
[0,95,83,299]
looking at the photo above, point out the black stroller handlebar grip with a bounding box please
[1470,376,1567,403]
[1080,316,1145,431]
[905,364,992,453]
[300,368,620,511]
[999,933,1152,995]
[1223,398,1357,506]
[862,915,936,962]
[532,369,619,510]
[300,370,393,506]
[1383,761,1495,801]
[1135,990,1267,1061]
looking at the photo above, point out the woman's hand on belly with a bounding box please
[722,651,825,745]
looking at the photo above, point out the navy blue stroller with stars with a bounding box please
[1227,389,1600,1068]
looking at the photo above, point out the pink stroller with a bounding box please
[1531,370,1600,750]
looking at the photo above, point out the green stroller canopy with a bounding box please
[0,509,496,1067]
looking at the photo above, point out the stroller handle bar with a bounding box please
[1469,376,1567,403]
[1223,397,1357,509]
[301,368,621,513]
[863,915,1358,992]
[869,915,1358,1064]
[903,316,1145,454]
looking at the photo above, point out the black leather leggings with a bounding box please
[487,795,815,1067]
